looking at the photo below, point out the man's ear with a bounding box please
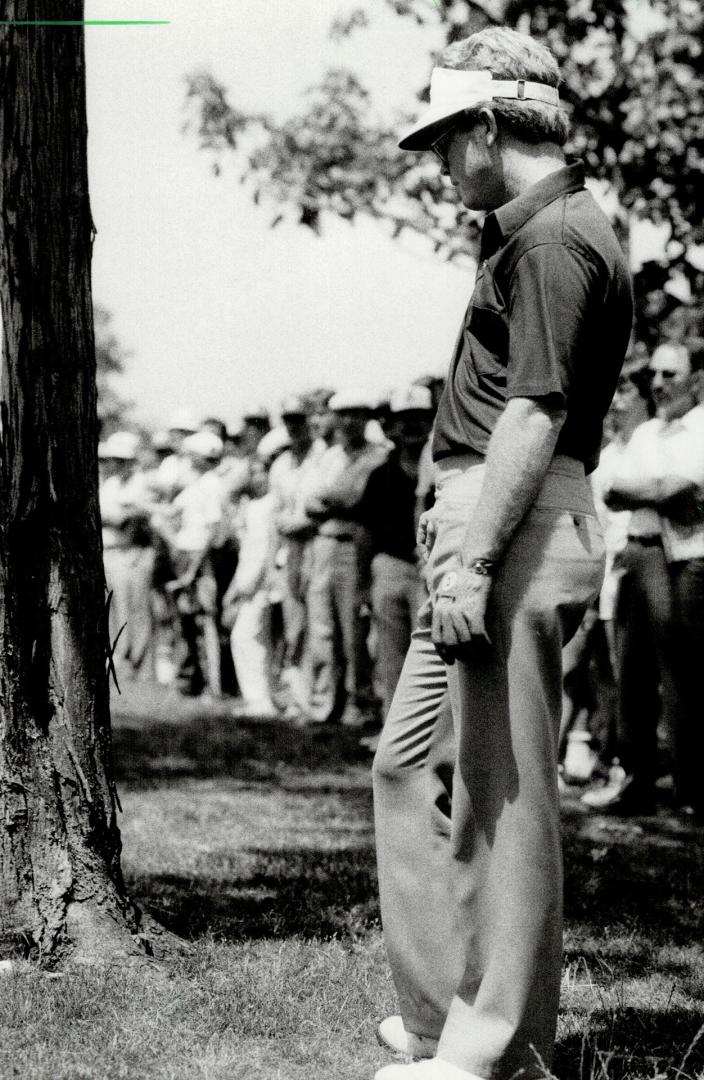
[477,107,499,147]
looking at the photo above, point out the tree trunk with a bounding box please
[0,0,144,966]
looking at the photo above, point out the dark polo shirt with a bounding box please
[358,451,419,564]
[432,161,633,473]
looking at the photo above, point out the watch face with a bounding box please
[440,571,458,591]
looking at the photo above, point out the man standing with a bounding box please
[588,341,704,817]
[360,384,435,719]
[154,431,226,698]
[268,395,322,717]
[99,431,155,681]
[304,390,388,727]
[372,27,632,1080]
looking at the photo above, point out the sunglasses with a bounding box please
[650,369,683,380]
[430,126,459,169]
[429,111,477,168]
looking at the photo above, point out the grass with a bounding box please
[1,680,703,1080]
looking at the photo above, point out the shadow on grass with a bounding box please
[126,816,702,949]
[562,807,704,947]
[113,693,703,947]
[128,846,379,943]
[554,1009,704,1080]
[112,708,374,787]
[114,683,704,1079]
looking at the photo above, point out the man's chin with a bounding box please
[457,188,491,213]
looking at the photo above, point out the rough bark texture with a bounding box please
[0,0,142,965]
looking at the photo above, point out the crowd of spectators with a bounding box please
[99,378,439,734]
[99,340,704,817]
[561,338,704,819]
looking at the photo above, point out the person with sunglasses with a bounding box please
[583,340,704,818]
[371,25,633,1080]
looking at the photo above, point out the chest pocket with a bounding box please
[464,262,508,385]
[465,305,508,386]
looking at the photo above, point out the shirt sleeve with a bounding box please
[506,243,599,402]
[617,420,661,482]
[673,412,704,486]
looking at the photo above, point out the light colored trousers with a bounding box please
[280,537,310,668]
[306,533,374,722]
[373,455,605,1080]
[104,545,155,678]
[230,592,275,709]
[371,552,427,716]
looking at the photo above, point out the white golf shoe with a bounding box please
[374,1058,485,1080]
[377,1016,438,1060]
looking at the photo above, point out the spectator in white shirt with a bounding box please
[154,431,226,697]
[99,431,156,681]
[304,391,388,727]
[151,409,200,501]
[578,356,654,794]
[223,455,279,718]
[585,340,704,815]
[268,396,324,718]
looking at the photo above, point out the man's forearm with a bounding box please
[606,474,693,510]
[461,397,566,565]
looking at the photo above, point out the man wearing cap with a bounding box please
[223,452,280,718]
[306,388,337,454]
[152,409,201,501]
[371,26,632,1080]
[99,431,155,680]
[240,403,271,457]
[359,385,435,721]
[267,396,323,717]
[304,390,388,727]
[154,431,226,697]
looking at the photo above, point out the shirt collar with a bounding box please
[480,160,586,259]
[664,403,703,433]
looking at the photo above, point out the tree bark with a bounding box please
[0,0,144,965]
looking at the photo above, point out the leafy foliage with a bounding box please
[184,0,704,336]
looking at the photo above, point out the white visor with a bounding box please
[399,67,560,150]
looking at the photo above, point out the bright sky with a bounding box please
[85,0,472,429]
[84,1,670,430]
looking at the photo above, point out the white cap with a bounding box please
[328,389,378,413]
[399,67,560,150]
[151,430,173,451]
[280,394,308,417]
[241,402,270,422]
[257,425,291,463]
[98,430,141,460]
[663,273,692,306]
[181,431,224,460]
[389,385,434,414]
[167,408,200,433]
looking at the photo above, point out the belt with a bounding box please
[319,532,356,542]
[627,534,662,547]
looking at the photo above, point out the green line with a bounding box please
[0,20,170,25]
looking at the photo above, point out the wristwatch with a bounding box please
[437,571,458,599]
[463,557,496,576]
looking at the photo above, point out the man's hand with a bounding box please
[431,567,493,663]
[416,509,437,563]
